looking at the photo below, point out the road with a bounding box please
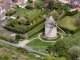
[0,39,47,56]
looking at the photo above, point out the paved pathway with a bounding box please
[0,39,47,56]
[18,40,30,47]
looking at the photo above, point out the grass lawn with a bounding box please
[26,39,54,52]
[63,31,80,48]
[58,12,80,33]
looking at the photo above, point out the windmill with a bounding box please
[45,16,65,39]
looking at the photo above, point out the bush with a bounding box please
[26,5,33,9]
[15,34,25,40]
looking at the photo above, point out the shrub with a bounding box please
[15,34,25,40]
[26,5,33,9]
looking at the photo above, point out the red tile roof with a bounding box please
[76,7,80,10]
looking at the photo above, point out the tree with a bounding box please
[18,17,28,25]
[49,10,59,20]
[54,1,62,9]
[47,46,54,55]
[10,19,18,27]
[54,40,68,57]
[47,0,54,10]
[68,46,80,60]
[14,25,27,34]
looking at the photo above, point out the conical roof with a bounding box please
[45,16,56,24]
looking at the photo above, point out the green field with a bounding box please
[27,39,54,52]
[58,12,80,33]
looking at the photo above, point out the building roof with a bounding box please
[59,0,70,4]
[45,16,56,24]
[76,7,80,10]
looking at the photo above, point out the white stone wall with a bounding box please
[45,26,57,38]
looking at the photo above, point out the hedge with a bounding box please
[66,9,78,16]
[58,9,78,20]
[27,17,46,31]
[4,26,25,34]
[0,35,14,43]
[58,26,80,34]
[25,9,47,23]
[27,23,44,37]
[70,26,80,34]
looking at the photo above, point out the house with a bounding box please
[59,0,80,7]
[59,0,70,4]
[18,2,27,8]
[70,0,80,7]
[29,0,36,3]
[75,7,80,11]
